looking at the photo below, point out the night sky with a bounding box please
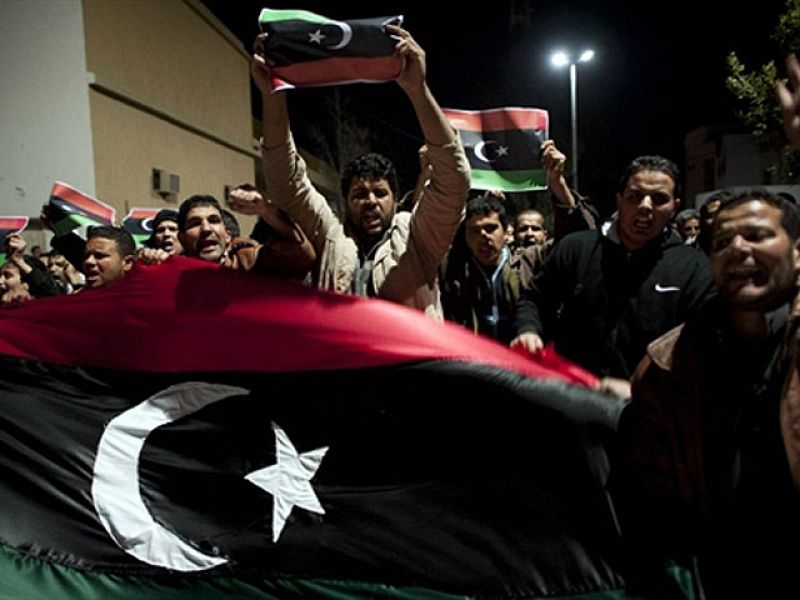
[201,0,791,215]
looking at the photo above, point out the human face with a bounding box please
[465,212,507,268]
[83,237,133,289]
[616,170,679,251]
[179,205,230,262]
[515,212,547,247]
[344,177,395,245]
[48,254,67,281]
[153,220,182,255]
[505,224,515,246]
[679,218,700,241]
[711,200,800,311]
[0,263,23,293]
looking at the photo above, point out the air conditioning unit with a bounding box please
[152,168,180,197]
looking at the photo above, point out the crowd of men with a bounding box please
[3,27,800,598]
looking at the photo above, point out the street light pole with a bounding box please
[550,49,594,192]
[569,62,578,190]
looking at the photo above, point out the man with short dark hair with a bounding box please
[441,195,519,342]
[177,195,231,263]
[674,208,701,246]
[514,209,547,249]
[617,189,800,597]
[513,155,712,397]
[145,209,182,256]
[83,226,136,290]
[171,194,314,279]
[2,233,62,301]
[697,190,733,253]
[251,25,470,318]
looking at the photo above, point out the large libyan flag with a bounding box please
[0,258,636,598]
[444,107,549,192]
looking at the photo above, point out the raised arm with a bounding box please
[251,34,341,258]
[385,26,470,277]
[541,139,597,237]
[388,25,456,147]
[541,139,575,209]
[252,34,290,148]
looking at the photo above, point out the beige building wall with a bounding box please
[82,0,257,230]
[90,91,253,214]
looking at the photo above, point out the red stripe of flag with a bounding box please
[0,217,29,232]
[126,208,160,220]
[270,55,402,90]
[0,258,597,388]
[442,108,549,133]
[50,182,116,224]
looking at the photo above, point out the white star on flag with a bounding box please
[496,145,510,157]
[245,422,328,542]
[308,29,325,44]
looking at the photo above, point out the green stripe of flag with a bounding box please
[259,9,328,26]
[0,544,697,599]
[469,168,547,192]
[0,544,474,599]
[53,214,103,237]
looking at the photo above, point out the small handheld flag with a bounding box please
[444,107,549,192]
[0,217,29,263]
[259,9,403,91]
[47,182,116,238]
[122,208,161,248]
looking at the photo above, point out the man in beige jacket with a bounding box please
[241,24,470,320]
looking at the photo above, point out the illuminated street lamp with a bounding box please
[550,49,594,190]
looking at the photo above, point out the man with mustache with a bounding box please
[512,156,713,398]
[248,25,470,319]
[616,189,800,597]
[175,195,314,280]
[145,209,182,256]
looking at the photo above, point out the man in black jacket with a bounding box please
[512,156,713,397]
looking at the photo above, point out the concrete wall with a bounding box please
[0,0,96,220]
[90,90,253,214]
[82,0,257,230]
[0,0,258,245]
[82,0,251,147]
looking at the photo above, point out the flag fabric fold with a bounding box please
[47,181,116,238]
[0,258,636,598]
[259,9,403,91]
[444,107,549,192]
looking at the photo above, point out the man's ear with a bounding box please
[793,237,800,274]
[123,255,135,273]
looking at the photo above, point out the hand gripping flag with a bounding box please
[444,107,549,192]
[0,258,643,599]
[259,9,403,91]
[0,217,29,263]
[122,207,161,248]
[47,181,116,238]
